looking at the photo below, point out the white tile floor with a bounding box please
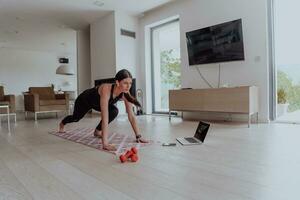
[277,109,300,124]
[0,114,300,200]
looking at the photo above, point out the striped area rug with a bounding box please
[49,127,151,155]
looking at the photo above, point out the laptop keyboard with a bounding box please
[185,137,199,143]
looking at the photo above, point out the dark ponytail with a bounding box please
[115,69,141,107]
[124,92,141,107]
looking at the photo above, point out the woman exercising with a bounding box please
[59,69,148,151]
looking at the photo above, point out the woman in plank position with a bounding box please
[59,69,148,151]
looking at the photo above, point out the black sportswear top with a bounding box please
[108,84,124,105]
[83,84,123,111]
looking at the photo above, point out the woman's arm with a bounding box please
[99,85,115,150]
[125,99,139,137]
[124,96,148,143]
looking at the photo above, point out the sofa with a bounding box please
[24,87,69,121]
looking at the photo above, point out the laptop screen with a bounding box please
[194,121,210,142]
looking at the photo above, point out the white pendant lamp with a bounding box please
[56,65,74,75]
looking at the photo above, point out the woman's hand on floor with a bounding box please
[103,144,116,151]
[136,138,149,143]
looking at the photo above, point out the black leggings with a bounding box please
[61,99,119,131]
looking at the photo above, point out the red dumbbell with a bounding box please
[130,154,139,162]
[119,147,138,163]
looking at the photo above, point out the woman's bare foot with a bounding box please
[93,130,102,138]
[103,144,116,151]
[58,122,66,133]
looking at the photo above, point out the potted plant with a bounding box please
[277,89,289,117]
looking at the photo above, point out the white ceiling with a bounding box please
[0,0,174,30]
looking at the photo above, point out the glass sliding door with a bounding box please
[151,20,181,113]
[274,0,300,123]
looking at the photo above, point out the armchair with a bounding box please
[24,87,69,121]
[0,86,16,123]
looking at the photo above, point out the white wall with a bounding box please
[90,12,116,85]
[77,28,91,93]
[114,11,139,78]
[138,0,270,122]
[114,11,139,114]
[90,11,140,114]
[0,21,77,111]
[91,11,139,81]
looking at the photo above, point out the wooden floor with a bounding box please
[0,114,299,200]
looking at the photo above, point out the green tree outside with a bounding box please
[159,49,181,109]
[277,70,300,112]
[160,49,181,88]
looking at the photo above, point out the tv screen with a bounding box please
[186,19,245,65]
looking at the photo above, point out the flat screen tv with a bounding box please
[186,19,245,65]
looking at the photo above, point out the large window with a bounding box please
[274,0,300,123]
[151,20,181,113]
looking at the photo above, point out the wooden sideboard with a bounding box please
[169,86,259,127]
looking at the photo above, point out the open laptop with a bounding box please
[176,121,210,145]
